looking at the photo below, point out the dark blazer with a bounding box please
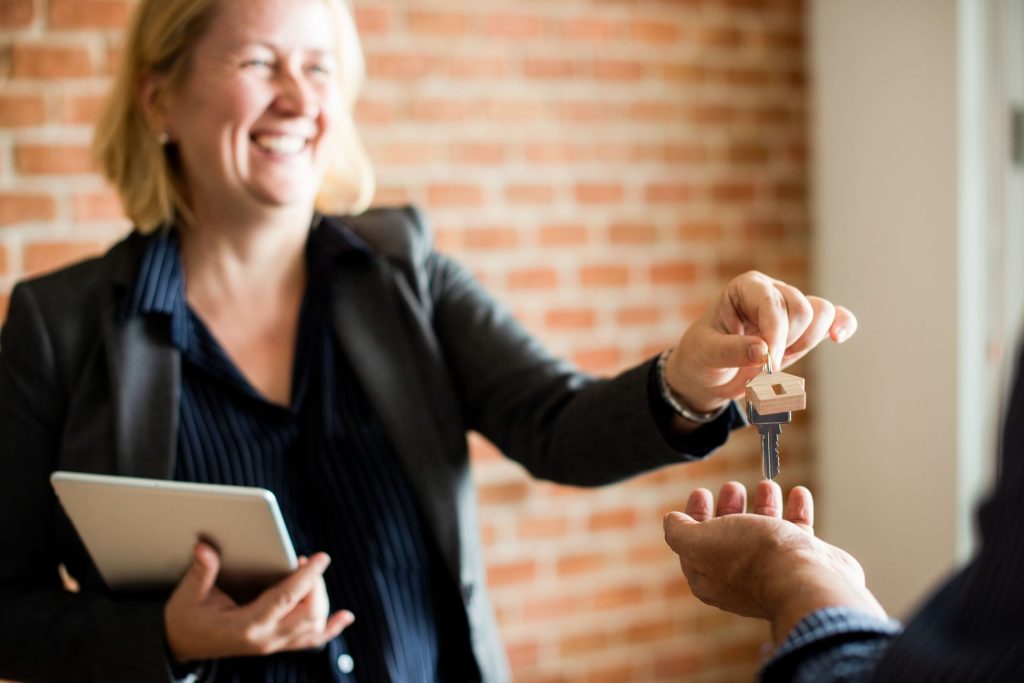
[0,206,720,682]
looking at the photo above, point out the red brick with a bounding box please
[651,261,699,285]
[677,220,724,241]
[410,98,469,122]
[15,144,93,175]
[573,347,621,372]
[371,186,411,207]
[609,222,657,244]
[374,143,437,165]
[11,44,92,79]
[448,57,508,79]
[0,193,56,225]
[588,507,638,531]
[517,515,568,539]
[560,18,615,41]
[560,630,607,657]
[645,183,694,203]
[699,26,745,47]
[661,62,709,84]
[477,480,529,504]
[366,53,435,81]
[726,67,771,87]
[0,0,34,28]
[574,183,624,204]
[558,101,613,124]
[0,93,45,127]
[538,224,588,246]
[450,143,506,164]
[592,60,645,81]
[486,12,543,40]
[483,98,543,123]
[48,0,130,29]
[426,184,484,207]
[508,267,558,290]
[463,227,518,250]
[505,639,540,669]
[354,99,395,124]
[616,306,660,327]
[73,191,125,222]
[523,594,587,621]
[629,20,682,43]
[523,58,574,79]
[486,559,537,587]
[505,184,554,205]
[594,584,646,610]
[743,219,786,241]
[557,552,606,577]
[627,617,675,643]
[24,242,105,277]
[0,293,9,324]
[580,265,629,288]
[408,10,472,36]
[353,6,391,35]
[58,92,107,125]
[544,308,595,330]
[104,42,123,77]
[0,245,7,274]
[711,182,757,202]
[654,650,705,678]
[526,143,583,164]
[583,664,636,683]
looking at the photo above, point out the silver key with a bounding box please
[747,403,791,480]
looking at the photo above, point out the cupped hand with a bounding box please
[664,271,857,413]
[164,542,354,663]
[663,481,885,643]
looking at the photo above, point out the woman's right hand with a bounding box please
[164,542,354,663]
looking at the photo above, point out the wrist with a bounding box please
[657,349,729,422]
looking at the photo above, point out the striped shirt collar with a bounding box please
[119,215,371,348]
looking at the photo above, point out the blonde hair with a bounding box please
[93,0,375,232]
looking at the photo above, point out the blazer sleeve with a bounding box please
[418,217,740,486]
[0,284,174,683]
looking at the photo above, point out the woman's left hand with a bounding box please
[663,271,857,415]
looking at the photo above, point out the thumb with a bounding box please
[663,511,701,552]
[687,326,768,372]
[178,541,220,600]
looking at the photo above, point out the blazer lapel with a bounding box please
[104,291,180,480]
[330,258,463,578]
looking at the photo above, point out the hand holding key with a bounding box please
[746,355,806,480]
[662,271,854,418]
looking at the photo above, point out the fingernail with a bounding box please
[834,328,849,343]
[748,344,765,362]
[315,553,331,570]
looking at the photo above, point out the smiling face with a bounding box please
[159,0,342,219]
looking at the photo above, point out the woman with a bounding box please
[0,0,855,681]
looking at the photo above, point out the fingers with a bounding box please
[246,553,331,626]
[178,541,221,601]
[781,296,835,365]
[281,610,355,651]
[784,485,815,530]
[715,481,747,516]
[830,305,858,343]
[685,488,714,521]
[772,281,815,355]
[753,480,783,518]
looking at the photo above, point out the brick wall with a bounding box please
[0,0,810,680]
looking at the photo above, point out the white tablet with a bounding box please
[51,471,298,603]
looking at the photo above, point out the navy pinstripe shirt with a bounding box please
[123,225,478,682]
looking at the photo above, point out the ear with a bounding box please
[138,71,171,138]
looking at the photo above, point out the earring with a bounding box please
[157,130,170,145]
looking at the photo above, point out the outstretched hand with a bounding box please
[664,271,857,414]
[663,481,885,643]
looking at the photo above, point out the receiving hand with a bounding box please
[663,481,885,643]
[164,542,354,662]
[664,271,856,414]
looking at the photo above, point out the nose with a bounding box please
[275,68,319,118]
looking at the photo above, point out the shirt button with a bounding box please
[336,653,355,674]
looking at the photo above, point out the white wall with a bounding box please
[810,0,985,618]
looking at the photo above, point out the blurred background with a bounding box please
[0,0,1020,681]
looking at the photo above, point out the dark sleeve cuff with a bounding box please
[645,358,747,457]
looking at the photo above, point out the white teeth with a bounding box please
[252,134,306,154]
